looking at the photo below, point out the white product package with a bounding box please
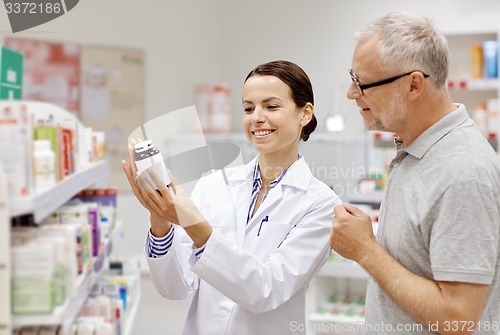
[133,140,171,189]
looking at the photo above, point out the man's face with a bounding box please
[347,38,409,133]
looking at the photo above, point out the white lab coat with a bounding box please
[147,156,341,335]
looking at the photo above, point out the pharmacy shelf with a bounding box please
[318,261,369,280]
[0,162,10,334]
[9,161,108,222]
[12,220,123,334]
[12,270,93,332]
[123,293,141,335]
[448,78,499,91]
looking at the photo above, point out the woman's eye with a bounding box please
[244,107,254,113]
[267,105,278,110]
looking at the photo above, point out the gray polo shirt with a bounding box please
[365,104,500,335]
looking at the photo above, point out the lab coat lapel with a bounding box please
[248,184,283,225]
[246,157,310,226]
[229,180,251,246]
[225,157,255,246]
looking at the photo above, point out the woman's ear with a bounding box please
[300,102,314,126]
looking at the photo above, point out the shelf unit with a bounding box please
[123,292,141,335]
[11,220,123,334]
[0,100,139,335]
[12,269,94,332]
[10,161,108,222]
[0,161,109,334]
[446,31,499,116]
[0,162,10,335]
[307,259,368,335]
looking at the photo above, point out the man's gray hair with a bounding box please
[355,11,449,89]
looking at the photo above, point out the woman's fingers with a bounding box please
[147,165,170,196]
[127,145,137,178]
[127,137,143,178]
[122,160,149,209]
[167,169,187,196]
[137,172,169,218]
[125,138,181,224]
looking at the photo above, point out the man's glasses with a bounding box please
[349,69,430,96]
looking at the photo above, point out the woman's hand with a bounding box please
[122,140,210,244]
[137,168,206,229]
[134,163,213,247]
[122,139,173,236]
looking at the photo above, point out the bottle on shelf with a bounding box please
[33,139,56,192]
[483,40,499,79]
[471,44,484,79]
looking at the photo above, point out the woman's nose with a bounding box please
[251,107,266,123]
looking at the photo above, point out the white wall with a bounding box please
[3,1,500,333]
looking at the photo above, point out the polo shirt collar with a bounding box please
[403,103,471,159]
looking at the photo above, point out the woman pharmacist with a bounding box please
[122,60,341,335]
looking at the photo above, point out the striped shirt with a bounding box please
[146,156,297,258]
[246,159,291,224]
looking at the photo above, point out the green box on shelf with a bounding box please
[0,46,23,100]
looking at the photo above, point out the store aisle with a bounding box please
[135,273,191,334]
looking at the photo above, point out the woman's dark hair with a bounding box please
[244,60,317,141]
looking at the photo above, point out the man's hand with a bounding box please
[330,203,376,263]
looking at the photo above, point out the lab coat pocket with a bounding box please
[255,221,294,248]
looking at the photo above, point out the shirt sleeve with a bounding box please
[193,243,206,258]
[145,225,175,258]
[429,180,499,284]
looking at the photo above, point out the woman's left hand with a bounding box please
[137,169,207,229]
[123,140,212,246]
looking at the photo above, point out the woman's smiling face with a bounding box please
[242,75,304,156]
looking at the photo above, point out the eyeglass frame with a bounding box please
[348,69,430,96]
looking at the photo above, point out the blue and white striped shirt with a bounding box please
[146,226,207,258]
[246,159,291,224]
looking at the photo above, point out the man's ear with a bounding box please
[408,71,426,97]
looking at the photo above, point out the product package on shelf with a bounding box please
[76,258,141,335]
[32,139,56,191]
[311,294,365,335]
[33,124,64,183]
[0,103,32,199]
[58,202,95,271]
[10,226,84,313]
[32,113,99,183]
[74,188,117,241]
[59,119,77,176]
[10,239,57,314]
[0,100,107,200]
